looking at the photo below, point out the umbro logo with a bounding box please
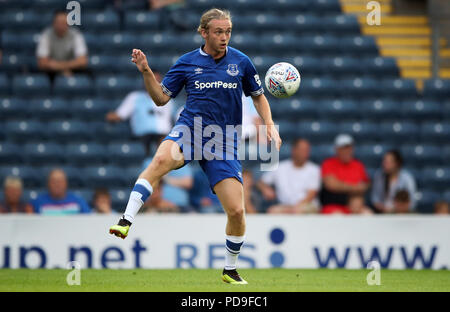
[194,67,203,74]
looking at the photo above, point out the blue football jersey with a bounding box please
[161,46,264,129]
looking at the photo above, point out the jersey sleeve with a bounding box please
[161,58,186,98]
[242,56,264,97]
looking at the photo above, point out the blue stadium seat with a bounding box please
[324,56,362,76]
[24,143,65,164]
[360,98,401,120]
[65,143,107,164]
[82,166,127,188]
[251,55,282,74]
[322,15,360,34]
[0,0,28,10]
[1,53,31,73]
[277,121,298,141]
[260,33,299,53]
[0,165,40,187]
[301,77,339,97]
[420,122,450,143]
[29,98,69,120]
[70,98,112,120]
[234,13,282,31]
[22,189,45,203]
[0,142,24,164]
[88,54,116,72]
[13,74,51,97]
[380,78,417,97]
[53,75,94,97]
[339,36,378,55]
[0,98,28,120]
[95,75,139,98]
[285,14,322,33]
[278,142,292,161]
[338,121,380,141]
[354,143,394,167]
[443,191,450,204]
[401,144,442,167]
[401,99,441,120]
[0,74,10,96]
[415,190,441,213]
[76,0,107,9]
[114,55,140,74]
[318,98,359,119]
[107,142,146,163]
[299,35,339,54]
[5,120,47,141]
[47,121,90,141]
[124,11,160,31]
[339,77,380,97]
[290,55,324,75]
[98,32,139,54]
[72,189,94,205]
[297,121,336,142]
[90,122,132,142]
[0,10,43,30]
[443,146,450,164]
[82,11,120,31]
[1,30,40,52]
[379,121,419,142]
[124,166,142,185]
[229,33,260,53]
[272,97,318,120]
[110,188,130,210]
[310,0,341,13]
[423,79,450,99]
[310,144,335,163]
[362,57,399,77]
[422,167,450,191]
[139,32,180,53]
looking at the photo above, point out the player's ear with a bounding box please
[200,28,208,40]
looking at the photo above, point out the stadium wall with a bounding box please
[1,215,449,270]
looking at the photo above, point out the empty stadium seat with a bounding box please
[70,98,113,120]
[339,77,379,97]
[318,99,359,119]
[401,144,442,167]
[110,188,130,210]
[380,78,417,97]
[47,121,90,141]
[124,11,160,31]
[322,15,359,34]
[285,14,322,33]
[81,166,127,188]
[420,122,450,143]
[5,120,47,142]
[24,142,65,164]
[0,98,28,120]
[297,121,336,142]
[90,122,132,142]
[310,144,335,163]
[354,143,394,167]
[82,11,120,31]
[362,57,399,77]
[299,35,339,54]
[98,32,139,54]
[0,74,10,96]
[423,79,450,99]
[0,165,40,187]
[324,56,362,76]
[379,121,419,142]
[95,75,139,98]
[360,98,401,120]
[339,36,378,55]
[53,75,94,97]
[1,53,31,73]
[415,190,441,213]
[338,121,380,141]
[0,142,24,164]
[422,167,450,191]
[13,74,51,97]
[301,77,339,97]
[65,143,107,164]
[401,99,441,120]
[29,98,69,120]
[107,142,146,163]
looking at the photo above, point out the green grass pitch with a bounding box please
[1,269,449,292]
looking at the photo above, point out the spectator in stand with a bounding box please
[242,169,260,214]
[142,157,193,212]
[392,190,411,214]
[189,167,222,213]
[92,188,113,214]
[371,150,417,213]
[257,138,321,214]
[348,194,373,215]
[0,176,33,214]
[106,72,174,156]
[143,183,179,213]
[434,201,449,215]
[320,134,370,214]
[32,169,91,215]
[36,10,88,80]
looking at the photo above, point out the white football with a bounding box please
[265,62,301,98]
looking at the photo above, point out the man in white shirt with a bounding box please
[106,73,173,156]
[257,138,321,213]
[36,10,88,79]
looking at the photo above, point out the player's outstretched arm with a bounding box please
[251,94,282,150]
[131,49,170,106]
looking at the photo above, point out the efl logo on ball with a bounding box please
[265,62,301,98]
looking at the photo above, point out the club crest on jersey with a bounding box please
[226,64,239,76]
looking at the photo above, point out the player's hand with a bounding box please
[266,124,282,150]
[131,49,150,73]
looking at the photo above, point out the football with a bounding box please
[265,62,301,98]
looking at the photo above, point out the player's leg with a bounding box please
[213,177,248,285]
[109,139,184,239]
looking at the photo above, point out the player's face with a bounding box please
[204,18,232,55]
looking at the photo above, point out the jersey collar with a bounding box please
[199,45,228,57]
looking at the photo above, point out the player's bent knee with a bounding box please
[227,205,245,220]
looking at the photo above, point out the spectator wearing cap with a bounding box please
[320,134,370,214]
[371,150,417,213]
[0,176,33,214]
